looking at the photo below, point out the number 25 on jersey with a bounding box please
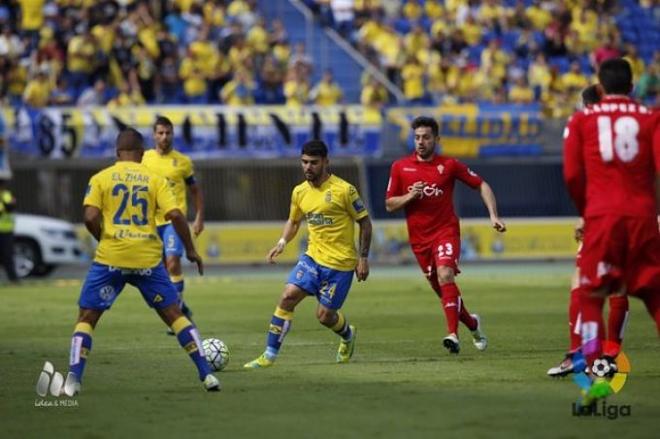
[112,184,148,226]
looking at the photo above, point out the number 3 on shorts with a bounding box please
[437,243,454,258]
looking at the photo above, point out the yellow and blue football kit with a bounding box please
[142,148,195,225]
[71,159,215,389]
[289,174,368,271]
[142,148,196,257]
[79,161,179,310]
[286,174,369,309]
[245,174,368,368]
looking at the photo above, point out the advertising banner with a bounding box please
[386,104,543,157]
[1,105,382,158]
[77,219,579,265]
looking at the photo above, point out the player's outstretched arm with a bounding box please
[83,205,102,241]
[355,216,372,282]
[166,208,204,275]
[267,218,301,263]
[189,183,204,237]
[385,181,425,212]
[478,181,506,232]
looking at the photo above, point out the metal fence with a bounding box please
[10,158,365,223]
[9,156,576,223]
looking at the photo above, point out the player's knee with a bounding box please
[436,267,454,285]
[279,292,299,311]
[78,308,103,328]
[166,257,182,275]
[316,307,336,326]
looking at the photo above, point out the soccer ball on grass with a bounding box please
[202,338,230,371]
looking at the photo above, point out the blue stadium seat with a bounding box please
[467,44,485,64]
[502,31,520,52]
[393,18,412,34]
[549,56,571,74]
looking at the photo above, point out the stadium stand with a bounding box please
[0,0,361,107]
[0,1,657,112]
[303,0,659,114]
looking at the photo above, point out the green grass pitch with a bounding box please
[1,264,658,438]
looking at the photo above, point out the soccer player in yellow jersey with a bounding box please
[61,128,219,396]
[142,116,204,331]
[244,140,372,369]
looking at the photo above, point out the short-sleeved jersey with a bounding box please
[83,161,178,269]
[142,149,195,226]
[563,96,660,218]
[289,174,369,271]
[386,153,483,249]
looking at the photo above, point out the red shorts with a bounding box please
[579,215,660,294]
[412,234,461,278]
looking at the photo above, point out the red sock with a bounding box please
[440,283,460,335]
[579,290,605,365]
[457,296,478,331]
[605,294,628,357]
[568,287,582,352]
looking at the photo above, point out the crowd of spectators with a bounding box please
[1,0,658,117]
[307,0,659,117]
[0,0,347,108]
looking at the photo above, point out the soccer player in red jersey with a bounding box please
[385,116,506,354]
[563,58,660,373]
[548,85,630,377]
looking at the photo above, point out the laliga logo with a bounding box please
[571,351,632,419]
[408,183,444,198]
[572,351,631,396]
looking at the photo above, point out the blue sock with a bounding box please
[172,316,212,380]
[265,307,293,359]
[69,322,93,382]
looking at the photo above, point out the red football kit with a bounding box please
[563,96,660,294]
[386,153,483,274]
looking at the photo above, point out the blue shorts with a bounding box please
[286,254,354,310]
[78,262,178,310]
[157,223,184,258]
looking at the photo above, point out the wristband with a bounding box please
[277,238,287,248]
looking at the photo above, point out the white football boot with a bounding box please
[203,374,221,392]
[470,314,488,351]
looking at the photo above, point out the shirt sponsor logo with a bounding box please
[402,167,417,172]
[408,183,444,198]
[306,212,334,225]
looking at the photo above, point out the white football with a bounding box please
[202,338,230,371]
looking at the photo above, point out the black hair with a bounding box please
[153,115,174,131]
[411,116,439,137]
[598,58,633,95]
[301,140,328,158]
[581,84,601,106]
[116,128,144,151]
